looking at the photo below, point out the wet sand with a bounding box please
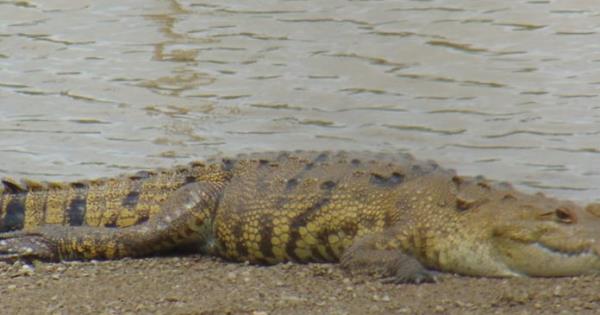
[1,256,599,315]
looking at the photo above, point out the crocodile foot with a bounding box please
[340,237,437,284]
[341,252,437,284]
[379,264,438,284]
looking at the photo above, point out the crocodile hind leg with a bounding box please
[340,232,437,284]
[0,182,222,262]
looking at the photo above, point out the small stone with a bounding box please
[283,295,305,303]
[165,296,179,302]
[19,264,34,276]
[368,305,381,312]
[553,285,562,297]
[584,302,595,310]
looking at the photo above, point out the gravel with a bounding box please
[1,256,599,314]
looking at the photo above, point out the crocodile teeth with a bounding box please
[535,242,596,258]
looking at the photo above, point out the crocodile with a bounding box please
[0,150,599,283]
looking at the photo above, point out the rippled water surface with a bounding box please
[1,0,599,202]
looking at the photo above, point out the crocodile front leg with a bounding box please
[0,182,222,262]
[340,232,437,284]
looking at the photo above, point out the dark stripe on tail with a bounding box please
[67,196,86,226]
[3,196,25,231]
[122,191,140,208]
[66,184,89,226]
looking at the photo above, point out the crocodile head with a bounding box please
[487,200,600,277]
[426,178,600,278]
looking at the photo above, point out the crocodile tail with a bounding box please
[0,174,151,232]
[0,163,217,232]
[0,177,51,232]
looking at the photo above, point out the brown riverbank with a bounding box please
[1,256,599,314]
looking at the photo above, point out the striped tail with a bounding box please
[0,162,217,232]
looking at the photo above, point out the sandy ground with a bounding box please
[0,256,599,315]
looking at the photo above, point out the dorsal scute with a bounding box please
[70,181,89,190]
[1,177,49,194]
[22,179,48,191]
[1,177,27,194]
[189,161,205,168]
[89,178,107,185]
[47,181,70,190]
[129,170,156,181]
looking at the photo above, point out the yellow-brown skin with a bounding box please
[0,162,229,230]
[1,151,600,283]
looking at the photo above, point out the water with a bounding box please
[1,0,599,203]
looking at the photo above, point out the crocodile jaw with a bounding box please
[492,233,600,277]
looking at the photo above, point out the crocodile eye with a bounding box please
[554,207,576,224]
[539,207,577,224]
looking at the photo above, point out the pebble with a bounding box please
[553,285,562,297]
[1,255,599,314]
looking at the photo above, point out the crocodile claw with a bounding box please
[0,231,58,263]
[380,269,438,284]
